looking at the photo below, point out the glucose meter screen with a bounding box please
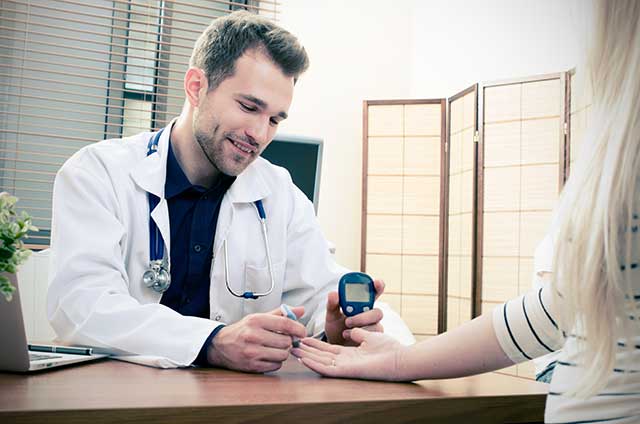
[346,283,370,302]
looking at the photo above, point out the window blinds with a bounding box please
[0,0,279,248]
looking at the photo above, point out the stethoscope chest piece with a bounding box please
[143,259,171,293]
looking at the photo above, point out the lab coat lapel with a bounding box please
[213,159,271,257]
[130,122,173,260]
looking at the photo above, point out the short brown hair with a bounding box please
[189,11,309,90]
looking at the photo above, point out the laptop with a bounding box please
[0,276,107,372]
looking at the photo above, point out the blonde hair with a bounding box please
[552,0,640,397]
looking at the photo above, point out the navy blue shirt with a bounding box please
[160,140,234,364]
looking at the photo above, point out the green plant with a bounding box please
[0,192,37,301]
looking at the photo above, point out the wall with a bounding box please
[277,0,414,270]
[409,0,589,96]
[278,0,589,271]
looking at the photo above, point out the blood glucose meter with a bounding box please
[338,272,376,317]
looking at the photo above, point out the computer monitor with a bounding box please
[261,134,323,214]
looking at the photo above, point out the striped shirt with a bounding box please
[492,213,640,423]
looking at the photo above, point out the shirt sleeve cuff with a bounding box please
[193,325,225,367]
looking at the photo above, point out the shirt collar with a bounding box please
[165,139,237,199]
[164,140,197,199]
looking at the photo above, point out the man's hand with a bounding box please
[207,306,306,373]
[324,279,385,345]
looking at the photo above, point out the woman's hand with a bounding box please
[291,327,405,381]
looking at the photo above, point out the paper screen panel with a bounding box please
[402,215,439,255]
[379,293,401,315]
[401,294,439,335]
[569,69,593,171]
[402,255,439,295]
[480,78,563,313]
[483,167,521,211]
[446,90,476,330]
[368,137,403,175]
[403,137,441,175]
[521,79,561,119]
[521,119,560,165]
[483,122,521,167]
[404,104,442,137]
[400,102,442,334]
[520,165,558,210]
[403,176,439,214]
[364,100,444,338]
[367,176,403,214]
[366,254,402,294]
[368,105,403,136]
[366,214,402,254]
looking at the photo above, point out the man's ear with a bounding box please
[184,67,208,108]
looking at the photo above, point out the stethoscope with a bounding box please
[142,129,276,300]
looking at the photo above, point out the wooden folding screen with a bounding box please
[477,74,567,377]
[362,99,446,341]
[444,85,478,330]
[567,69,593,177]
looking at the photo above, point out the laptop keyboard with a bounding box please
[29,352,63,361]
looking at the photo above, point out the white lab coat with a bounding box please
[47,122,348,368]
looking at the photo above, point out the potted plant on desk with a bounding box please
[0,192,37,302]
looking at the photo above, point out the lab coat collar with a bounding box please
[225,157,271,204]
[130,118,271,204]
[130,120,173,199]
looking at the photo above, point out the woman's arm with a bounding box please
[293,312,514,381]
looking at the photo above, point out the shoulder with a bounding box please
[58,132,149,178]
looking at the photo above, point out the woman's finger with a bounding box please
[296,342,335,358]
[291,347,334,366]
[300,337,341,353]
[300,357,341,378]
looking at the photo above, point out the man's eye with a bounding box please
[239,102,257,112]
[270,118,279,126]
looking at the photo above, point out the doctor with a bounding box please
[47,11,385,371]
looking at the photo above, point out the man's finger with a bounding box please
[256,328,298,349]
[343,324,383,341]
[348,327,370,344]
[373,279,385,300]
[344,308,383,329]
[325,291,341,317]
[269,305,305,318]
[251,313,307,339]
[253,345,291,363]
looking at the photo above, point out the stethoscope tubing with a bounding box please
[145,129,275,299]
[223,201,276,299]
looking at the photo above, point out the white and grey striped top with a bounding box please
[492,213,640,424]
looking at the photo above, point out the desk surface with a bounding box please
[0,358,548,424]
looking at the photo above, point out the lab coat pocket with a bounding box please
[243,261,285,314]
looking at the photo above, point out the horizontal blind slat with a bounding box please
[0,49,186,85]
[2,0,204,36]
[0,16,197,55]
[1,110,159,137]
[0,69,186,102]
[0,87,183,116]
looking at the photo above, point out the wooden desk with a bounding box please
[0,359,548,423]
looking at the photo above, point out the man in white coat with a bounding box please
[47,11,385,371]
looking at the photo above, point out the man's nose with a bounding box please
[245,117,270,145]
